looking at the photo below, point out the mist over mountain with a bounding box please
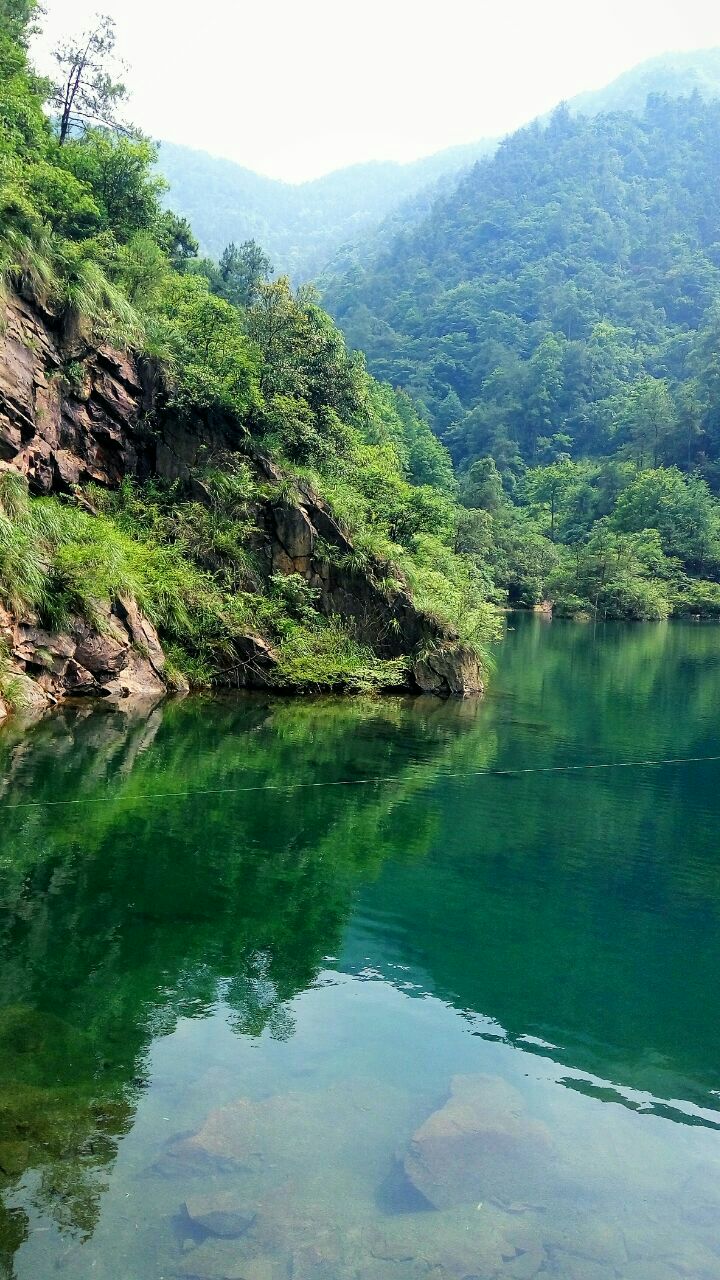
[156,49,720,287]
[157,138,496,282]
[569,46,720,117]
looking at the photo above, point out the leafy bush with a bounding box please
[275,616,408,692]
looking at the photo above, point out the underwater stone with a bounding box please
[174,1237,267,1279]
[402,1074,552,1210]
[184,1193,256,1238]
[166,1098,262,1171]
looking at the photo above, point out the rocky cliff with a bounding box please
[0,289,484,716]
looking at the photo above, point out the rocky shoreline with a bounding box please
[0,288,484,721]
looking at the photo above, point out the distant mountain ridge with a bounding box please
[569,47,720,117]
[157,137,496,282]
[157,47,720,283]
[320,89,720,482]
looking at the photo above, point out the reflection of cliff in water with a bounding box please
[0,693,494,1273]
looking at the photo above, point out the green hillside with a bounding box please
[0,0,496,706]
[323,92,720,619]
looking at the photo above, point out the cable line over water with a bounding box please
[1,752,719,811]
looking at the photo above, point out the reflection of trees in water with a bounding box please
[3,618,718,1272]
[0,692,494,1272]
[351,618,720,1114]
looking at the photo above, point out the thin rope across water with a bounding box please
[1,752,719,811]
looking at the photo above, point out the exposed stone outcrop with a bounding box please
[412,646,484,695]
[0,288,484,713]
[0,292,153,494]
[0,600,169,709]
[255,483,483,689]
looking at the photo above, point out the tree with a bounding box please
[155,275,262,427]
[524,334,565,456]
[247,277,364,418]
[525,460,578,542]
[154,211,198,269]
[462,458,505,511]
[0,0,42,44]
[217,240,272,308]
[620,376,676,469]
[610,467,720,572]
[51,14,129,145]
[58,133,165,241]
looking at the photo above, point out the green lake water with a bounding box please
[1,615,720,1279]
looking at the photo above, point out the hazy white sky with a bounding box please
[34,0,720,183]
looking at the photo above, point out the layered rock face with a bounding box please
[0,599,170,711]
[0,292,152,494]
[0,290,484,711]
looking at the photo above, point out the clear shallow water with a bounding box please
[0,616,720,1279]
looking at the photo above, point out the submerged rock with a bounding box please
[166,1098,264,1173]
[173,1238,273,1280]
[363,1201,542,1279]
[402,1074,552,1210]
[183,1192,256,1238]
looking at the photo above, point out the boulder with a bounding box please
[184,1193,255,1239]
[4,670,50,712]
[412,646,484,696]
[101,649,166,702]
[362,1203,526,1279]
[116,595,166,678]
[174,1238,268,1280]
[273,502,316,565]
[167,1098,263,1173]
[73,627,129,678]
[402,1074,552,1209]
[1,600,169,712]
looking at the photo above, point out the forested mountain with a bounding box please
[323,92,720,620]
[325,94,720,477]
[157,138,496,281]
[570,47,720,117]
[157,49,720,288]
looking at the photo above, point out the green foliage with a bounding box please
[150,274,262,425]
[462,455,720,619]
[57,134,167,242]
[217,239,272,307]
[0,11,498,694]
[324,95,720,485]
[275,616,408,692]
[549,525,672,621]
[0,471,222,645]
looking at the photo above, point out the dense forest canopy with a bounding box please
[319,90,720,620]
[325,94,720,481]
